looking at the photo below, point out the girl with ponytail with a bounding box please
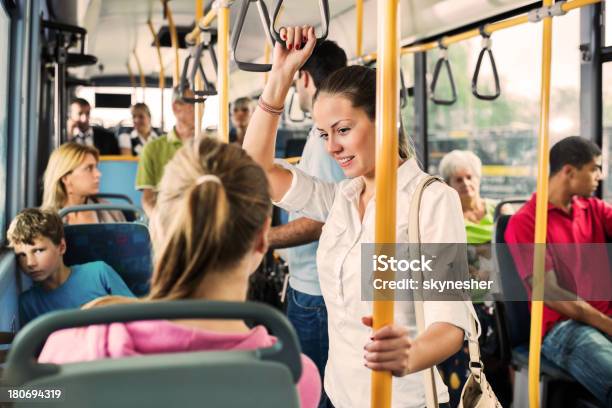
[38,137,321,408]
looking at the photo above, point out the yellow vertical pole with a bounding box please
[217,2,230,143]
[164,0,180,86]
[263,42,271,86]
[529,1,553,407]
[356,0,364,57]
[147,20,165,130]
[127,60,137,101]
[126,61,137,88]
[372,0,399,406]
[195,0,205,138]
[133,49,146,101]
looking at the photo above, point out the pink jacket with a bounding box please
[39,321,321,408]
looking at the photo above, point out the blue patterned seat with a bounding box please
[63,223,152,297]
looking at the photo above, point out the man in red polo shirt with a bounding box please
[505,136,612,406]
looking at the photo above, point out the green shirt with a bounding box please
[465,198,498,244]
[135,129,183,190]
[465,198,498,302]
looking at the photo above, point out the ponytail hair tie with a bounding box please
[195,174,222,186]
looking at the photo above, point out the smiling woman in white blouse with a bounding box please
[243,26,476,408]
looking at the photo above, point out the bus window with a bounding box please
[0,6,10,240]
[74,86,220,134]
[426,11,581,200]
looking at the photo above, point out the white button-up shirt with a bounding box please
[276,158,475,408]
[71,127,94,147]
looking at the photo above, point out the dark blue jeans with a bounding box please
[286,286,329,405]
[541,319,612,407]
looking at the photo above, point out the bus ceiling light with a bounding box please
[430,40,457,106]
[270,0,330,48]
[231,0,275,72]
[471,27,501,101]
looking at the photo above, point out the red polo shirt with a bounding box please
[505,193,612,338]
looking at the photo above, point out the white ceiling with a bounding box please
[73,0,355,79]
[57,0,536,92]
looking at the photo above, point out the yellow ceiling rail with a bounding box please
[147,19,166,130]
[147,20,166,90]
[350,0,600,64]
[529,0,554,405]
[372,0,399,407]
[356,0,364,57]
[126,61,137,88]
[217,1,231,143]
[132,49,147,99]
[185,8,218,45]
[162,0,180,86]
[195,0,205,139]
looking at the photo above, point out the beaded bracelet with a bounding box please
[258,97,284,116]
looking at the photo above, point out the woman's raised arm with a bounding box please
[242,26,316,202]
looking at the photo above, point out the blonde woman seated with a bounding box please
[42,143,125,224]
[243,26,476,408]
[38,138,321,408]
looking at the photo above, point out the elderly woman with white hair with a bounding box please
[437,149,513,406]
[438,150,511,243]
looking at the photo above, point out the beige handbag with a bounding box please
[408,175,502,408]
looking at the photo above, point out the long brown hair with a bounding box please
[148,137,271,300]
[314,65,411,159]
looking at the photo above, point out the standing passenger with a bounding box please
[229,97,253,146]
[38,137,322,408]
[267,40,346,401]
[135,86,195,217]
[42,143,125,224]
[67,98,119,155]
[243,26,475,408]
[118,103,158,156]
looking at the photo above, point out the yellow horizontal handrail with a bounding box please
[100,155,140,162]
[350,0,601,64]
[185,8,218,45]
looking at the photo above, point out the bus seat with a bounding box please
[3,301,302,408]
[0,255,19,369]
[98,158,142,207]
[494,214,572,379]
[63,223,152,297]
[285,138,307,158]
[275,129,293,158]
